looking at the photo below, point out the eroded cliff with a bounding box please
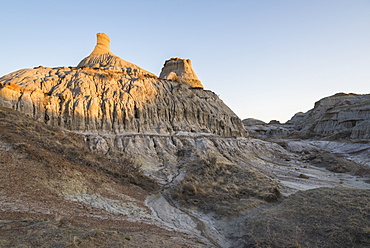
[159,58,203,89]
[243,93,370,141]
[0,33,245,138]
[287,93,370,140]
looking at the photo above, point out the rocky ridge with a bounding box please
[0,33,245,138]
[243,92,370,141]
[288,93,370,140]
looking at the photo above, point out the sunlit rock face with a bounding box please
[77,33,152,75]
[286,93,370,140]
[0,33,246,138]
[159,58,203,89]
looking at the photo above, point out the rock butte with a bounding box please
[77,33,203,89]
[0,33,246,138]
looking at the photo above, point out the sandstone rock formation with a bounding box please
[77,33,153,75]
[2,33,369,248]
[0,33,246,138]
[286,93,370,140]
[3,105,369,248]
[242,118,290,138]
[244,93,370,141]
[159,58,203,89]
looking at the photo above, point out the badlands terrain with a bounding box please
[0,33,369,247]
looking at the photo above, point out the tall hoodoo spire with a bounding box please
[77,33,149,72]
[90,33,111,54]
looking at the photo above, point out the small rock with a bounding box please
[299,173,309,179]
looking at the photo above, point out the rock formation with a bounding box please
[2,33,369,248]
[77,33,153,75]
[0,33,245,138]
[244,93,370,141]
[286,93,370,140]
[242,118,291,138]
[159,58,203,89]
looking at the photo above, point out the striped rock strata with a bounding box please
[287,93,370,140]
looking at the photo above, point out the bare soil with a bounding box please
[1,105,370,247]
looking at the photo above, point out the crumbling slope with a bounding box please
[0,66,246,138]
[287,93,370,140]
[0,106,210,247]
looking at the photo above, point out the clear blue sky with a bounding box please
[1,0,369,122]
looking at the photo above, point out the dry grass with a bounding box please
[0,106,158,192]
[305,150,367,174]
[170,154,281,216]
[0,214,204,248]
[241,187,370,248]
[0,106,210,247]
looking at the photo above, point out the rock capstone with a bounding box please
[159,58,203,89]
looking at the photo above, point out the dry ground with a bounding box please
[241,187,370,248]
[1,105,370,247]
[169,155,281,216]
[0,106,209,247]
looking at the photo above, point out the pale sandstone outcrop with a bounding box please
[242,118,291,138]
[0,33,246,138]
[0,67,245,137]
[242,92,370,141]
[286,93,370,140]
[159,58,204,89]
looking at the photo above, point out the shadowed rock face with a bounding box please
[159,58,203,89]
[287,93,370,140]
[244,93,370,141]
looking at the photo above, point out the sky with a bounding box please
[1,0,369,123]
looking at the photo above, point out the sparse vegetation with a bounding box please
[291,147,370,176]
[0,217,173,248]
[241,187,370,248]
[0,106,158,192]
[170,154,281,216]
[0,106,207,247]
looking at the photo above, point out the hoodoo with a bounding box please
[77,33,147,72]
[159,58,204,89]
